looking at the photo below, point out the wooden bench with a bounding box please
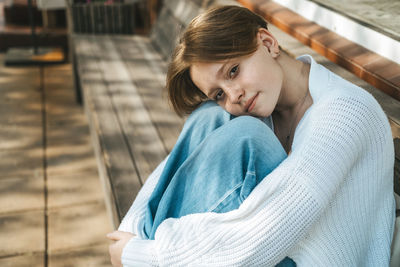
[72,0,210,228]
[71,0,399,233]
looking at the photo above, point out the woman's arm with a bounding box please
[122,93,392,266]
[118,156,169,236]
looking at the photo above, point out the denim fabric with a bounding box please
[142,101,295,266]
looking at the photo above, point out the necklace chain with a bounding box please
[285,89,309,149]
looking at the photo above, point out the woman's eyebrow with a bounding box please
[217,62,228,78]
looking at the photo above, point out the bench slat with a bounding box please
[74,35,143,226]
[94,36,167,183]
[112,36,184,153]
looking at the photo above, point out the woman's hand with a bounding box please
[107,231,135,267]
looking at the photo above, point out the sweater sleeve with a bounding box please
[118,156,169,236]
[121,93,391,266]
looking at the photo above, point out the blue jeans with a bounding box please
[142,101,295,266]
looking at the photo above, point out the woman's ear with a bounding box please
[258,28,280,58]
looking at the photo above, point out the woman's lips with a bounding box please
[246,93,259,113]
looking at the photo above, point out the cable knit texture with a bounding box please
[119,55,395,266]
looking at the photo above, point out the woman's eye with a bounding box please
[229,65,239,78]
[215,89,224,101]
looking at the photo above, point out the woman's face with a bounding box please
[190,29,283,117]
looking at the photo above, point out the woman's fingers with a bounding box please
[106,231,121,241]
[106,230,129,241]
[107,231,135,267]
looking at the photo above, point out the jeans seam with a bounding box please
[207,182,243,212]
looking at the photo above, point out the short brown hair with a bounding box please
[166,5,268,116]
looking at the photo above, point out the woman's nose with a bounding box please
[226,86,244,104]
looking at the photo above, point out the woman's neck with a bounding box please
[271,53,312,153]
[274,53,311,117]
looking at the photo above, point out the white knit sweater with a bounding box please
[119,55,396,266]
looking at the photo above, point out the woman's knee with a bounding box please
[204,116,287,161]
[224,116,277,142]
[179,101,233,145]
[185,101,231,128]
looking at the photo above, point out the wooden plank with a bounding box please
[70,0,202,224]
[74,35,118,226]
[94,35,167,184]
[112,35,184,153]
[74,35,142,225]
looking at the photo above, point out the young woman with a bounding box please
[107,5,395,266]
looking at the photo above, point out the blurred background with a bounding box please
[0,0,398,266]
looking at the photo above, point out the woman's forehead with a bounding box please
[191,61,224,76]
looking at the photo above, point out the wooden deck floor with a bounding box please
[0,54,112,266]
